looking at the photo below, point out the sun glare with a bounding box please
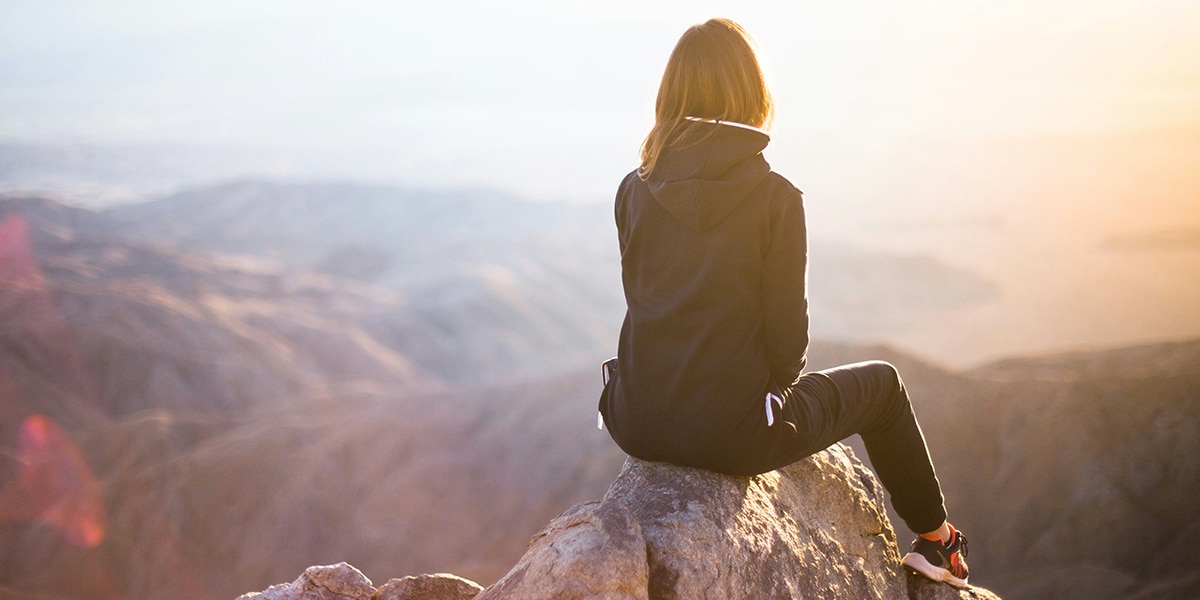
[0,415,106,548]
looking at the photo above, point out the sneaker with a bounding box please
[901,527,970,588]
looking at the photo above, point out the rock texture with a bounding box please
[375,574,485,600]
[234,563,482,600]
[478,445,998,600]
[235,563,376,600]
[475,498,650,600]
[236,445,1001,600]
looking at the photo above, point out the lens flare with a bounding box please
[0,414,106,548]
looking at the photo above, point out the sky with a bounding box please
[2,0,1199,361]
[1,0,1199,203]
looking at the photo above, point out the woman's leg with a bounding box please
[773,360,948,534]
[735,360,968,585]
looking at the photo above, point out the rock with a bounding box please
[477,444,1002,600]
[234,444,1003,600]
[474,499,649,600]
[908,572,1002,600]
[375,573,484,600]
[234,564,487,600]
[235,562,375,600]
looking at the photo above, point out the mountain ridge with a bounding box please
[1,186,1197,599]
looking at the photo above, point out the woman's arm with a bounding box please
[614,170,640,256]
[762,185,810,386]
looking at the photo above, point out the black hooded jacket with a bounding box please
[600,120,810,468]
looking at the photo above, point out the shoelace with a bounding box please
[953,531,969,559]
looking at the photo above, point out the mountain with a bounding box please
[0,209,427,423]
[4,181,1006,381]
[950,341,1200,599]
[808,340,1200,600]
[0,197,629,598]
[0,186,1196,600]
[47,183,626,383]
[104,180,1004,368]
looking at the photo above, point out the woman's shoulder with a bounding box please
[760,170,803,203]
[615,169,644,205]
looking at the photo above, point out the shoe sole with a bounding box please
[901,552,969,589]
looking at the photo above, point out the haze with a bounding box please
[3,0,1199,364]
[3,1,1196,195]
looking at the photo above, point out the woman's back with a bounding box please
[602,120,809,469]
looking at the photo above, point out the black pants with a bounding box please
[709,360,948,535]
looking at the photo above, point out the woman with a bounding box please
[597,18,971,588]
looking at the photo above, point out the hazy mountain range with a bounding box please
[0,183,1197,600]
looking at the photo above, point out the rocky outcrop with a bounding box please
[237,444,1000,600]
[235,563,377,600]
[478,445,998,600]
[234,563,482,600]
[375,574,486,600]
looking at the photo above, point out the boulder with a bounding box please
[474,498,649,600]
[477,444,1001,600]
[375,573,484,600]
[908,572,1001,600]
[235,444,1002,599]
[235,564,482,600]
[235,563,375,600]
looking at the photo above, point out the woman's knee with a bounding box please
[820,360,904,397]
[863,360,904,391]
[862,361,912,422]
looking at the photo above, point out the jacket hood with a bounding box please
[644,121,771,232]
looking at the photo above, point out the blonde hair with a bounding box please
[638,18,774,178]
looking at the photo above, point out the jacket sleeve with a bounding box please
[615,171,637,256]
[762,185,810,387]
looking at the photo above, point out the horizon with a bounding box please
[3,1,1199,204]
[4,1,1200,366]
